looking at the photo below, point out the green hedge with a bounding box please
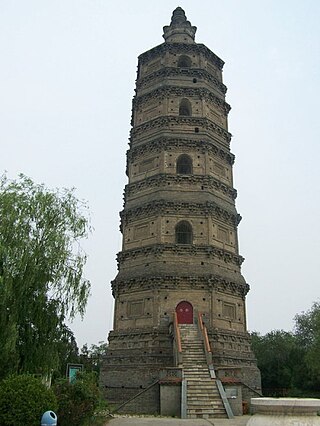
[0,374,57,426]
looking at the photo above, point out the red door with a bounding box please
[176,301,193,324]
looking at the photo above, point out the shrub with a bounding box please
[0,374,57,426]
[54,372,100,426]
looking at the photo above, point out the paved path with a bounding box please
[108,415,250,426]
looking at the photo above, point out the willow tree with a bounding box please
[0,174,91,379]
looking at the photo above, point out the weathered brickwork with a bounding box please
[101,7,261,414]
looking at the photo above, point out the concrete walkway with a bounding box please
[108,415,250,426]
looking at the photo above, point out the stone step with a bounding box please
[188,397,223,402]
[184,372,211,376]
[183,348,204,351]
[188,404,225,411]
[187,390,220,396]
[188,408,227,413]
[184,366,207,370]
[184,365,208,368]
[183,359,207,363]
[183,362,207,366]
[187,383,218,388]
[187,396,220,401]
[187,385,219,391]
[185,375,210,379]
[187,389,220,396]
[185,375,209,378]
[183,344,203,347]
[187,388,220,393]
[180,325,227,420]
[184,362,207,366]
[183,355,206,358]
[188,408,222,414]
[184,362,207,365]
[181,338,202,341]
[183,354,205,357]
[183,359,206,362]
[182,344,203,348]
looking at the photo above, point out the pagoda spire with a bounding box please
[163,7,197,43]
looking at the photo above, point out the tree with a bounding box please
[251,330,305,394]
[294,302,320,391]
[0,174,91,379]
[80,341,108,375]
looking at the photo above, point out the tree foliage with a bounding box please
[294,302,320,390]
[54,372,101,426]
[0,374,57,426]
[80,341,108,375]
[251,330,305,393]
[251,301,320,397]
[0,174,91,379]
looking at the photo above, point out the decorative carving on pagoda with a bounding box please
[127,137,235,165]
[120,200,241,230]
[124,173,237,200]
[117,243,244,267]
[133,86,231,116]
[130,116,232,145]
[111,274,249,298]
[138,42,224,71]
[136,68,227,95]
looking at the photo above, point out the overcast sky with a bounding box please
[1,0,319,348]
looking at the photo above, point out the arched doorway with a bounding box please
[176,301,193,324]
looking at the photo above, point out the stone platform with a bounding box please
[248,398,320,425]
[108,415,250,425]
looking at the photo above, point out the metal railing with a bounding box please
[197,311,234,419]
[173,311,183,366]
[197,311,214,375]
[110,380,160,414]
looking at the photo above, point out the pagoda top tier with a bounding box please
[163,7,197,43]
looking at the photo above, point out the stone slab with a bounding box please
[107,415,250,425]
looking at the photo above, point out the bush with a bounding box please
[54,372,101,426]
[0,374,57,426]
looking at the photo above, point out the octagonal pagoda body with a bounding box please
[101,8,261,414]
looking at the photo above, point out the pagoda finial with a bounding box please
[163,7,197,43]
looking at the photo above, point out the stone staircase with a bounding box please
[179,324,227,419]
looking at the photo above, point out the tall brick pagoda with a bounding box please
[101,7,261,417]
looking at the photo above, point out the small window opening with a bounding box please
[179,98,192,116]
[175,221,193,245]
[177,55,191,68]
[176,154,192,174]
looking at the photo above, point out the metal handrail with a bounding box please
[197,312,213,368]
[240,381,263,397]
[198,311,211,354]
[197,312,234,419]
[111,379,160,414]
[173,311,183,366]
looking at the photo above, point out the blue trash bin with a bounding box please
[41,411,57,426]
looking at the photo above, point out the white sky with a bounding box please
[1,0,319,348]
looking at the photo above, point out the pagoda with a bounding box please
[101,8,261,418]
